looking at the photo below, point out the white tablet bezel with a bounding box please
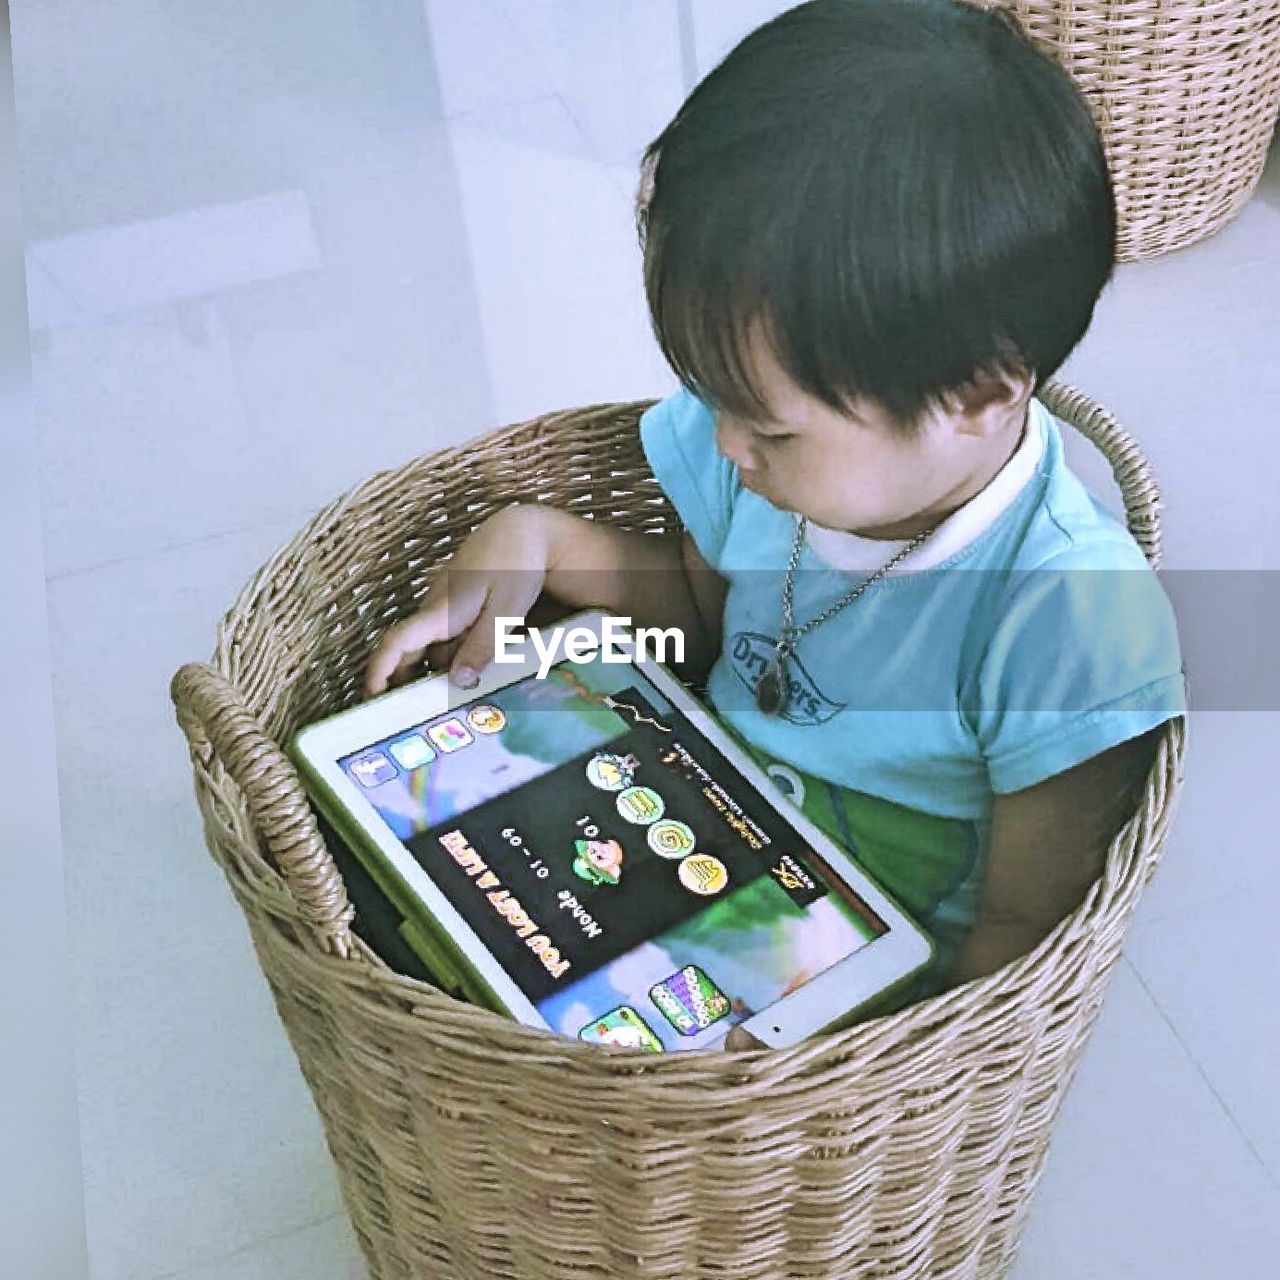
[291,610,934,1050]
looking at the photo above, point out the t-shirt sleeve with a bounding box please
[972,539,1186,794]
[639,388,740,567]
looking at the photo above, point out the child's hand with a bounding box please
[364,505,552,697]
[365,501,725,698]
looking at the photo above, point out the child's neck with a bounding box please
[847,406,1029,541]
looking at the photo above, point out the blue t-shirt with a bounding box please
[639,388,1184,957]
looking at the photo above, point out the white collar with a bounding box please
[804,400,1046,573]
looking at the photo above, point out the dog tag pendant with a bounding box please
[756,656,787,716]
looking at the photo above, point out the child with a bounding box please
[365,0,1184,995]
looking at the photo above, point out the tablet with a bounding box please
[291,611,933,1052]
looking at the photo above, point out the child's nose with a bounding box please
[715,415,758,472]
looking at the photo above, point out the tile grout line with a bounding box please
[143,1209,352,1280]
[1132,881,1280,933]
[1123,955,1280,1194]
[548,89,640,211]
[675,0,698,92]
[43,507,325,587]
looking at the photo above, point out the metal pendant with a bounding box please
[756,657,787,716]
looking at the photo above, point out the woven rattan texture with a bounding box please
[970,0,1280,259]
[173,384,1185,1280]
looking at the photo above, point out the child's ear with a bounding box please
[943,365,1034,439]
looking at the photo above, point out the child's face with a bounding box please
[714,338,1026,538]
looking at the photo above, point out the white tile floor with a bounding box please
[13,2,1280,1277]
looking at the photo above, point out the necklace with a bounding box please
[755,516,938,716]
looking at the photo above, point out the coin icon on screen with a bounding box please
[646,819,696,860]
[616,785,665,825]
[466,704,506,734]
[678,853,728,896]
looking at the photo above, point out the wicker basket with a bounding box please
[172,382,1184,1280]
[979,0,1280,260]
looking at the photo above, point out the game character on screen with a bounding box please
[572,838,625,888]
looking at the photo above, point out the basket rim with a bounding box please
[173,382,1187,1064]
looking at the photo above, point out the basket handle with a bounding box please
[1040,379,1163,569]
[171,662,356,957]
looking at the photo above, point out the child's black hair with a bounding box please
[637,0,1116,427]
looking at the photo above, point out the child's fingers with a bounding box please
[447,605,513,689]
[365,583,485,696]
[364,567,544,697]
[365,611,443,696]
[385,646,430,691]
[422,634,466,673]
[448,574,544,688]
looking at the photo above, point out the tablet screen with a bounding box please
[339,654,887,1051]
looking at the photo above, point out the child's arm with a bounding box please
[947,727,1163,986]
[365,503,726,695]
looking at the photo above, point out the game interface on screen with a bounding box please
[340,654,887,1051]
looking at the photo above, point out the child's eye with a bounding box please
[742,418,793,442]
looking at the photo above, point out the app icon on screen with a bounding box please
[647,819,696,860]
[466,704,506,734]
[350,753,397,788]
[586,751,640,792]
[578,1005,664,1053]
[388,733,435,771]
[616,785,665,825]
[650,966,732,1036]
[428,718,473,754]
[678,853,728,896]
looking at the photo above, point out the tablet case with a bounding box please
[317,814,499,1007]
[317,814,436,984]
